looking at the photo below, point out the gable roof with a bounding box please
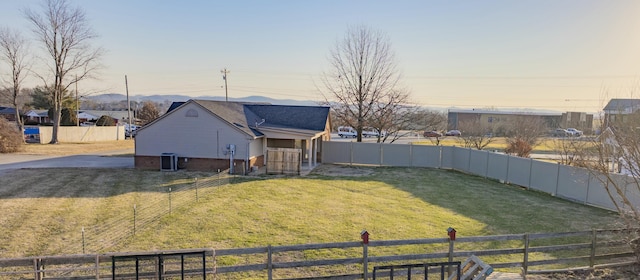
[245,104,330,131]
[603,99,640,112]
[162,100,330,138]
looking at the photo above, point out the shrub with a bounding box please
[96,115,116,126]
[505,139,532,158]
[0,118,25,153]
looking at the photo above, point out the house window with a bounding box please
[186,109,198,117]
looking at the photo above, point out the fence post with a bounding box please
[409,143,413,167]
[523,234,529,276]
[467,148,471,172]
[168,187,172,215]
[361,230,369,280]
[95,254,100,280]
[590,229,597,268]
[195,177,199,202]
[527,158,533,190]
[379,143,383,166]
[350,142,353,166]
[448,238,455,277]
[585,172,591,205]
[554,163,561,196]
[267,245,273,280]
[485,150,490,178]
[505,154,511,184]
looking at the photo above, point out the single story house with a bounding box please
[24,109,50,124]
[134,99,331,174]
[0,107,18,122]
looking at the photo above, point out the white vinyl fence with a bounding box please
[322,142,640,212]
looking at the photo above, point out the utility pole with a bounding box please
[75,74,79,126]
[125,75,132,138]
[221,68,229,102]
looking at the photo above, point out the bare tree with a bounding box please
[25,0,103,144]
[137,101,160,125]
[0,27,30,133]
[457,119,497,150]
[552,137,591,167]
[504,116,547,157]
[410,109,447,132]
[367,95,416,143]
[321,25,408,142]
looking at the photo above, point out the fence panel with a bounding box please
[352,143,382,165]
[440,146,455,169]
[623,175,640,212]
[529,161,559,194]
[452,148,471,172]
[411,145,441,168]
[586,173,617,211]
[381,143,412,166]
[468,149,489,177]
[321,141,627,212]
[507,157,532,187]
[486,153,509,182]
[556,165,589,203]
[322,142,352,164]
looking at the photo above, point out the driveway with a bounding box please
[0,149,134,176]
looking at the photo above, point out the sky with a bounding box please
[1,0,640,113]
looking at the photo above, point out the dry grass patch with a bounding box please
[16,140,134,156]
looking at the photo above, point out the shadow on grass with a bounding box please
[305,165,618,235]
[0,166,254,198]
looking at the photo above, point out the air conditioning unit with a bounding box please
[161,153,178,171]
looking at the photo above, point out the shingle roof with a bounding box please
[182,100,330,137]
[603,99,640,111]
[0,107,16,114]
[193,100,264,136]
[245,104,330,131]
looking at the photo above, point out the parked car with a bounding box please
[423,130,442,138]
[551,128,572,137]
[445,130,461,136]
[363,127,380,138]
[566,128,583,137]
[337,126,357,138]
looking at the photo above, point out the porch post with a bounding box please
[313,137,318,165]
[307,138,313,169]
[263,137,268,166]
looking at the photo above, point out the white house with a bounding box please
[134,100,331,174]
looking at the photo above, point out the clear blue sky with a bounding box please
[1,0,640,112]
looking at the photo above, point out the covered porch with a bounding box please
[257,127,329,170]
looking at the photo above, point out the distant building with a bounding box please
[0,107,18,122]
[602,99,640,128]
[447,109,593,134]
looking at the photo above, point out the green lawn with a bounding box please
[0,165,617,259]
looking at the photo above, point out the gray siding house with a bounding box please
[134,100,331,174]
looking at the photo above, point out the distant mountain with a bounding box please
[85,94,322,106]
